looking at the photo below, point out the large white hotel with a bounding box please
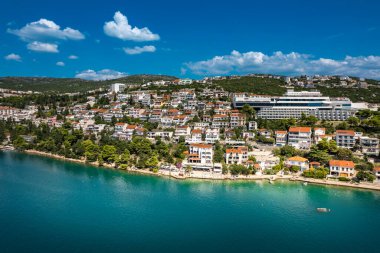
[233,89,355,120]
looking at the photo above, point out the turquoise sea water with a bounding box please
[0,151,379,253]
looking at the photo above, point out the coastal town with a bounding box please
[0,74,379,189]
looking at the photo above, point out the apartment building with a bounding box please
[288,127,312,150]
[225,146,248,165]
[335,130,356,149]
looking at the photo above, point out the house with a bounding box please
[329,160,356,178]
[174,126,191,141]
[205,128,220,143]
[288,127,312,150]
[275,130,287,147]
[242,131,255,140]
[184,144,214,171]
[285,156,309,171]
[360,136,379,156]
[248,121,258,131]
[258,129,272,138]
[188,129,203,143]
[335,130,356,149]
[230,113,246,127]
[114,122,128,133]
[147,130,173,139]
[314,128,326,143]
[309,161,321,169]
[374,167,380,181]
[225,146,248,165]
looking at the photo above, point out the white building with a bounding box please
[335,130,356,149]
[360,136,379,156]
[329,160,355,178]
[111,83,126,93]
[288,127,312,150]
[233,90,354,120]
[285,156,309,171]
[225,147,248,165]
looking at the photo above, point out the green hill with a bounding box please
[0,75,177,93]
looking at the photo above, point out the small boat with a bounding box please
[303,182,308,186]
[316,208,331,213]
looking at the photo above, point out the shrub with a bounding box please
[338,177,351,182]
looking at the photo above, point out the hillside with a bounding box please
[211,76,380,103]
[0,75,177,93]
[212,76,287,95]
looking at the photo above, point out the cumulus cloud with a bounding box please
[185,50,380,79]
[27,41,59,53]
[75,69,127,81]
[4,53,21,62]
[104,11,159,41]
[123,45,156,55]
[8,18,85,41]
[56,61,65,66]
[68,55,78,59]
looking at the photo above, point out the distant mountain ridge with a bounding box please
[0,74,178,93]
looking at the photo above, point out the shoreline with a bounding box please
[2,148,380,192]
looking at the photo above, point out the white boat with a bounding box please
[303,182,308,186]
[316,208,331,213]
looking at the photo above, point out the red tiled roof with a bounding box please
[329,160,355,168]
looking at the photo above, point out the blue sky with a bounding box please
[1,0,380,80]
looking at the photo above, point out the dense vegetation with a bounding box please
[212,76,287,95]
[0,119,183,172]
[315,86,380,103]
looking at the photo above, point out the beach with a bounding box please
[15,149,380,192]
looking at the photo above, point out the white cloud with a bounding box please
[123,45,156,55]
[27,41,59,53]
[104,11,159,41]
[4,53,21,62]
[8,18,85,41]
[185,50,380,79]
[68,55,78,59]
[56,61,65,66]
[75,69,127,81]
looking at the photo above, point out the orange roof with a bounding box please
[289,127,311,133]
[374,167,380,172]
[329,160,355,168]
[190,143,213,149]
[226,147,248,154]
[336,130,355,136]
[192,129,202,134]
[314,128,326,131]
[287,156,308,162]
[126,125,137,129]
[275,130,287,134]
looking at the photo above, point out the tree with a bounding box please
[13,136,28,151]
[145,154,159,169]
[289,165,300,173]
[241,104,256,120]
[279,145,296,157]
[308,146,331,165]
[347,116,360,126]
[101,145,118,164]
[213,142,224,163]
[119,150,130,165]
[82,140,99,162]
[336,148,354,161]
[185,165,192,175]
[355,171,376,182]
